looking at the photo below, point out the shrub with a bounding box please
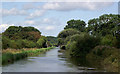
[57,38,64,45]
[66,33,100,57]
[57,29,80,45]
[86,45,119,72]
[9,40,19,49]
[22,40,37,48]
[2,36,11,49]
[100,35,117,47]
[37,36,47,48]
[57,29,80,38]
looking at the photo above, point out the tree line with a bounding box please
[2,26,58,49]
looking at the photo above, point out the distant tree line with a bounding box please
[46,36,58,47]
[2,26,57,49]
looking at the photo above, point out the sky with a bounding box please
[0,2,119,37]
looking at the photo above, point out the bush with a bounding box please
[37,36,47,48]
[57,38,64,45]
[2,36,11,49]
[57,29,80,45]
[86,45,119,72]
[57,29,80,38]
[2,37,37,49]
[100,35,117,47]
[66,33,100,57]
[9,40,19,49]
[22,40,37,48]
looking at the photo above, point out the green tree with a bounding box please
[100,35,117,47]
[2,36,10,49]
[66,33,100,57]
[22,40,37,48]
[37,36,47,48]
[46,36,58,46]
[57,29,80,45]
[64,19,86,32]
[87,14,120,36]
[115,22,120,48]
[57,29,80,38]
[3,26,41,42]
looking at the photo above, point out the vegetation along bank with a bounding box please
[57,14,120,72]
[1,26,57,65]
[2,47,55,65]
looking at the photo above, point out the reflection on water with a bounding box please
[2,47,105,72]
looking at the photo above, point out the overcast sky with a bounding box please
[0,2,118,36]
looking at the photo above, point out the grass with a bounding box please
[2,47,55,65]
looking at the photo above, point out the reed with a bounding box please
[2,47,55,65]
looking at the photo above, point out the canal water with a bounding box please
[2,47,105,72]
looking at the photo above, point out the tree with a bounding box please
[2,36,10,49]
[115,21,120,48]
[0,34,2,50]
[57,28,80,38]
[100,35,117,47]
[64,19,86,32]
[22,40,37,48]
[37,36,47,48]
[2,26,41,49]
[57,29,80,45]
[87,14,120,36]
[46,36,58,46]
[3,26,41,42]
[66,33,100,57]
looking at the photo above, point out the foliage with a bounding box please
[66,33,100,57]
[57,14,120,72]
[2,36,11,49]
[37,36,47,48]
[86,46,119,72]
[3,26,41,42]
[46,36,58,46]
[2,37,37,49]
[0,34,2,50]
[57,38,64,45]
[57,29,80,38]
[100,35,117,47]
[64,19,86,32]
[57,29,80,46]
[2,47,55,65]
[87,14,120,36]
[22,40,37,48]
[115,23,120,48]
[2,26,43,49]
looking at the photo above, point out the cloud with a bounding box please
[2,8,27,16]
[43,2,113,11]
[25,20,35,24]
[25,2,113,19]
[23,3,36,10]
[45,26,55,30]
[42,18,59,25]
[43,18,51,23]
[27,10,46,19]
[36,25,55,30]
[2,2,113,19]
[2,0,117,2]
[0,24,14,33]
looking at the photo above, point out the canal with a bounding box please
[2,47,105,72]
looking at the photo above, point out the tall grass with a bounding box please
[2,47,55,65]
